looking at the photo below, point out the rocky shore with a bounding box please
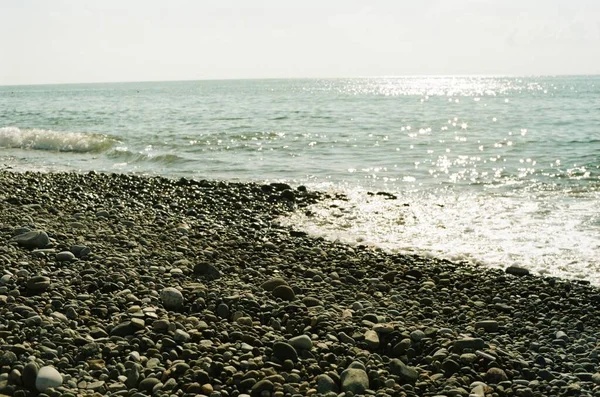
[1,170,600,397]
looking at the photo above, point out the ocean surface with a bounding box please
[1,77,599,284]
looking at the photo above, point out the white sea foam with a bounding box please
[0,126,114,153]
[280,186,600,285]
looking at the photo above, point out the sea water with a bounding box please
[1,77,599,283]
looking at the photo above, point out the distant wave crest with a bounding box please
[0,126,115,153]
[106,148,189,165]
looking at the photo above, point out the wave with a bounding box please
[106,148,189,165]
[0,126,115,153]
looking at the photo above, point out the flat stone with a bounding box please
[56,251,76,262]
[505,266,530,276]
[35,366,62,392]
[454,337,485,352]
[12,230,49,249]
[475,320,499,333]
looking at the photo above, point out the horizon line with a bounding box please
[1,73,599,88]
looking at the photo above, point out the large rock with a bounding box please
[161,287,184,311]
[35,366,62,392]
[340,367,369,394]
[11,230,49,249]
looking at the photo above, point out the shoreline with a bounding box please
[1,170,599,396]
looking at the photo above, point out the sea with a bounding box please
[0,77,599,284]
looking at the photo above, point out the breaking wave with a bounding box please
[0,126,116,153]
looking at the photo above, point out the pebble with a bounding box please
[505,266,530,276]
[35,366,62,392]
[272,341,298,362]
[272,285,296,301]
[364,330,380,349]
[11,230,49,249]
[1,171,599,397]
[160,287,184,310]
[390,359,419,384]
[474,320,499,333]
[485,367,509,383]
[288,335,313,350]
[55,251,75,262]
[26,275,51,293]
[341,367,369,394]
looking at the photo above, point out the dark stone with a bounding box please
[261,278,288,291]
[110,321,138,337]
[11,230,49,249]
[193,262,221,279]
[251,379,274,396]
[272,341,298,362]
[272,285,296,301]
[485,367,509,383]
[505,266,530,276]
[390,359,418,384]
[27,276,51,293]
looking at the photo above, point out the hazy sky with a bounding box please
[1,0,599,85]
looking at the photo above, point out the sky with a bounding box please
[1,0,599,85]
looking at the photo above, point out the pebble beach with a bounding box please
[2,170,600,397]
